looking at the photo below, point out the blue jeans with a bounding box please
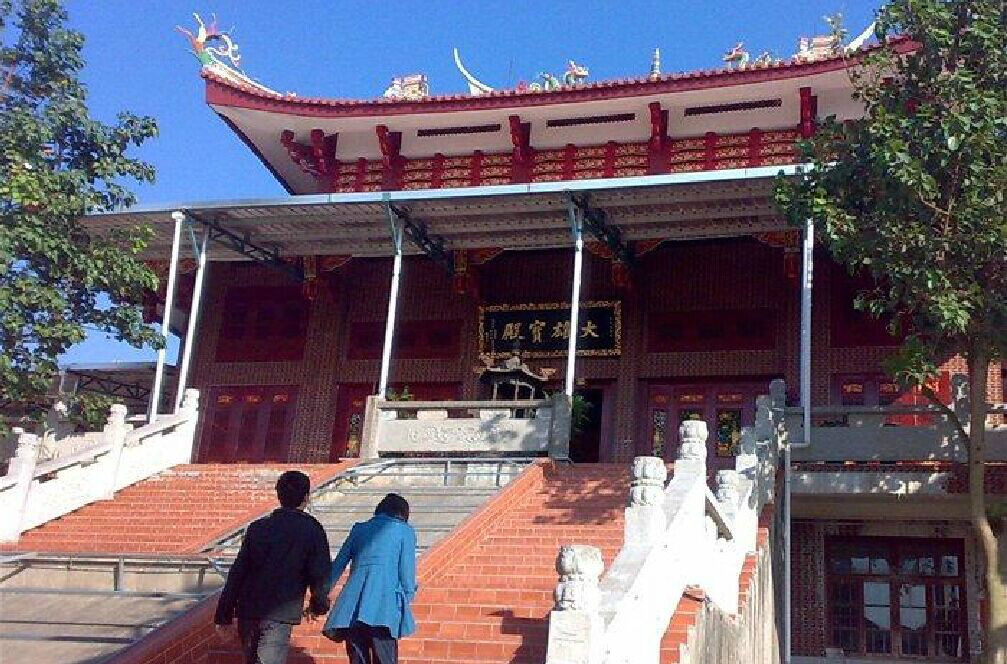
[238,619,293,664]
[345,623,398,664]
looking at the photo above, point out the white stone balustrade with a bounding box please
[547,382,786,664]
[788,374,1007,463]
[359,394,571,458]
[0,390,201,542]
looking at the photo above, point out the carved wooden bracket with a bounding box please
[508,114,533,183]
[376,124,404,189]
[647,101,670,174]
[281,129,339,187]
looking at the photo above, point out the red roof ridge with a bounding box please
[204,37,915,113]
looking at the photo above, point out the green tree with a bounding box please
[776,1,1007,657]
[0,0,161,430]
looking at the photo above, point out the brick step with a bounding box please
[478,535,623,546]
[431,573,558,590]
[412,604,547,621]
[456,553,619,567]
[417,588,553,605]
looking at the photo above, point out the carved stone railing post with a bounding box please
[1,429,40,542]
[626,456,668,545]
[715,469,740,523]
[100,404,129,500]
[39,399,70,462]
[177,388,201,463]
[677,420,708,467]
[546,544,604,664]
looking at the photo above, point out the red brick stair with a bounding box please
[5,463,353,554]
[183,462,628,664]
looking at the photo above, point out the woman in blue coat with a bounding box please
[322,493,417,664]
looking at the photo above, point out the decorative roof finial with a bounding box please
[723,42,750,69]
[176,13,240,69]
[176,13,282,96]
[650,48,661,79]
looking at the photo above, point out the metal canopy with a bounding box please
[83,166,798,261]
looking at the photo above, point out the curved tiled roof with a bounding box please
[204,38,914,117]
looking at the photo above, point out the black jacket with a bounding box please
[215,508,331,625]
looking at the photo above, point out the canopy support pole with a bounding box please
[564,197,584,397]
[148,211,183,423]
[173,223,210,412]
[378,199,405,399]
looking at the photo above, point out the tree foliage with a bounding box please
[0,0,162,426]
[776,0,1007,386]
[777,1,1007,656]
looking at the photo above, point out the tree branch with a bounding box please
[921,383,970,444]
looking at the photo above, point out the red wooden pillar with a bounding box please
[603,141,617,178]
[469,150,484,186]
[431,153,445,189]
[353,157,367,192]
[562,143,577,180]
[799,86,818,138]
[703,132,718,170]
[647,101,670,174]
[376,124,404,190]
[508,114,533,183]
[747,128,763,167]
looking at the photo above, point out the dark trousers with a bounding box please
[238,619,293,664]
[345,623,398,664]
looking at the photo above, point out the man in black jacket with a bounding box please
[215,470,331,664]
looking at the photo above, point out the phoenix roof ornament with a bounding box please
[177,13,240,68]
[177,13,281,96]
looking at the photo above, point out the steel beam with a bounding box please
[386,203,454,273]
[568,192,635,265]
[191,212,304,282]
[71,372,150,402]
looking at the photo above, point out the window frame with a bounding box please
[824,536,968,660]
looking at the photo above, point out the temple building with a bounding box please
[1,17,1005,664]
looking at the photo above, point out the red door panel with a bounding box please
[199,386,298,463]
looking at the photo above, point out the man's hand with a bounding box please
[215,623,238,645]
[303,606,320,623]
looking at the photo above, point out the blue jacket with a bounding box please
[323,514,418,639]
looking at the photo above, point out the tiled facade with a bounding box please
[187,236,1003,464]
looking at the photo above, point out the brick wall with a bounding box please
[189,238,1003,464]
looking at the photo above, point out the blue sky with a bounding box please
[61,0,881,365]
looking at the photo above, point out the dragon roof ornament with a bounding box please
[177,13,281,96]
[452,48,589,96]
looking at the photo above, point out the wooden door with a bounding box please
[646,382,763,472]
[199,385,298,463]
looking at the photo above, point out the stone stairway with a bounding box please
[203,460,528,565]
[2,463,353,555]
[2,459,635,664]
[221,462,631,664]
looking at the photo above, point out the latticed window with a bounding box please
[651,410,666,457]
[826,538,966,659]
